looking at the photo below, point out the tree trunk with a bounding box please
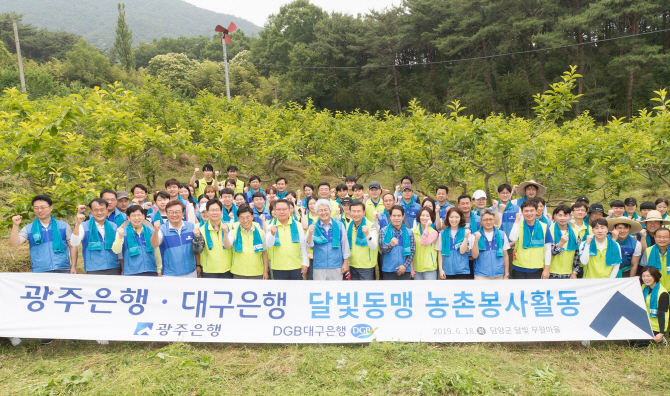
[390,43,402,115]
[483,46,497,113]
[538,52,549,92]
[627,69,634,120]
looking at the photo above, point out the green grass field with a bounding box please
[1,339,669,395]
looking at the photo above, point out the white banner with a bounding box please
[0,274,653,343]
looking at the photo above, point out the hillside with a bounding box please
[0,0,261,48]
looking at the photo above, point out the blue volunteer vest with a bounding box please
[158,221,196,276]
[312,221,344,270]
[474,233,505,277]
[81,221,120,272]
[498,203,520,238]
[121,227,157,275]
[27,220,70,273]
[382,227,409,273]
[401,200,421,228]
[440,230,470,275]
[618,237,637,270]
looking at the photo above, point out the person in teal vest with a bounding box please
[656,198,669,222]
[379,205,415,280]
[306,199,350,280]
[548,205,580,279]
[579,218,621,278]
[509,200,553,279]
[100,189,127,227]
[471,209,510,280]
[412,207,439,280]
[223,205,270,279]
[347,202,378,280]
[266,199,309,280]
[512,180,548,217]
[608,200,625,219]
[10,195,76,347]
[190,164,218,199]
[274,177,288,199]
[607,217,642,277]
[436,207,474,279]
[640,266,669,345]
[639,210,670,252]
[219,188,238,225]
[639,226,670,291]
[623,197,640,221]
[71,199,122,275]
[112,205,159,276]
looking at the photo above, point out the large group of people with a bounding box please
[7,166,669,346]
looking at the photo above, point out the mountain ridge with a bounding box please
[0,0,262,48]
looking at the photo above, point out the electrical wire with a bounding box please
[243,28,670,70]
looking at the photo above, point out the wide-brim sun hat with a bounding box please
[607,216,642,234]
[641,210,670,225]
[516,180,546,198]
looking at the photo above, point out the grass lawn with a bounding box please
[0,339,669,395]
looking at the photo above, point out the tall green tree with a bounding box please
[114,3,135,71]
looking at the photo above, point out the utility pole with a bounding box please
[12,20,26,93]
[273,85,278,101]
[221,38,230,100]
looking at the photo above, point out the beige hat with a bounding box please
[641,210,670,224]
[516,180,546,198]
[607,216,642,234]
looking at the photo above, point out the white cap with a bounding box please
[473,190,487,200]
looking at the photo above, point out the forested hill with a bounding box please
[0,0,261,48]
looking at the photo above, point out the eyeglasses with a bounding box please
[167,211,183,215]
[91,209,107,214]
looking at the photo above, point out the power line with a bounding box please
[244,28,670,70]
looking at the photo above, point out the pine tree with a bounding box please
[114,3,135,71]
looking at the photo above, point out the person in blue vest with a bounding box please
[398,185,421,229]
[471,209,510,280]
[455,194,480,278]
[10,195,75,347]
[300,183,314,208]
[116,191,131,215]
[100,189,127,227]
[435,185,454,222]
[493,183,519,264]
[71,199,122,275]
[306,199,350,280]
[250,192,271,227]
[150,200,199,278]
[607,217,642,278]
[11,195,76,275]
[436,207,474,279]
[379,205,415,280]
[112,205,159,276]
[393,175,421,204]
[245,175,265,203]
[472,190,488,217]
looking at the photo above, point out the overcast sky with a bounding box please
[183,0,401,27]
